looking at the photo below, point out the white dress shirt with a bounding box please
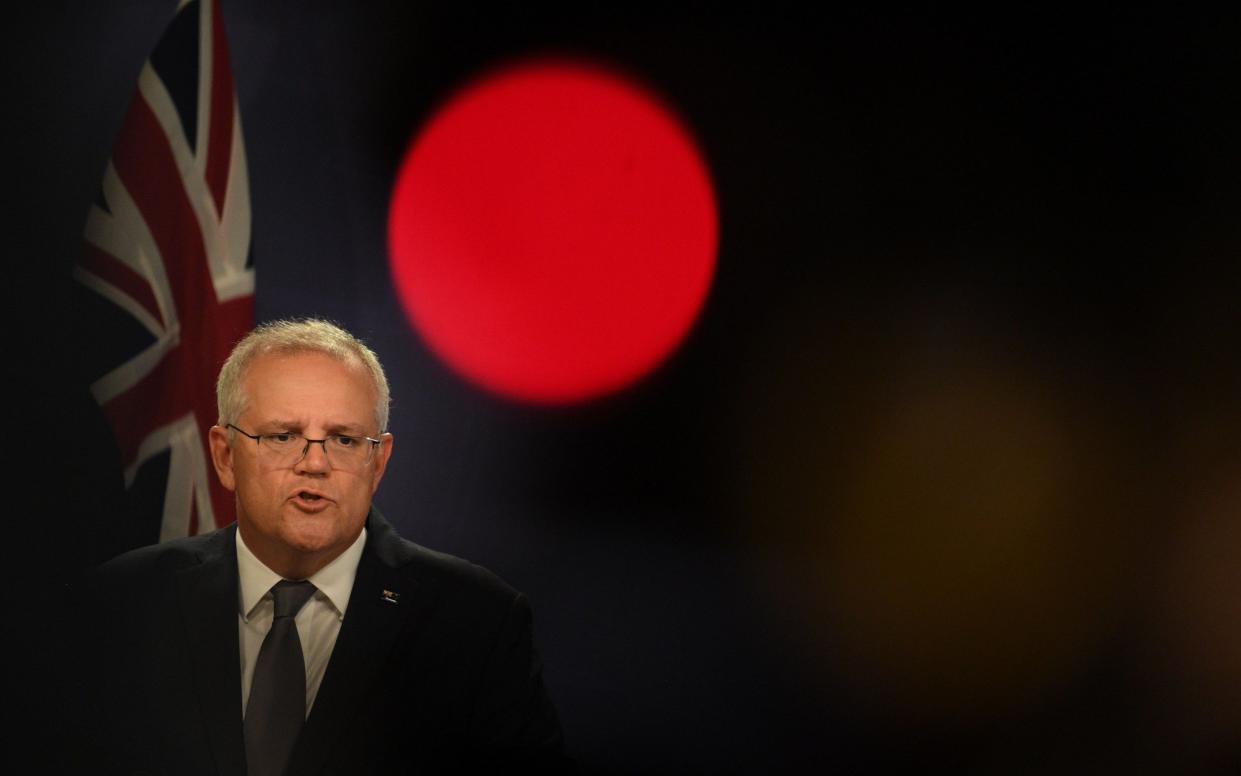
[236,527,367,719]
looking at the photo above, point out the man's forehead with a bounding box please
[243,350,372,388]
[241,351,376,419]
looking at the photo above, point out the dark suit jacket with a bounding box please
[66,508,566,775]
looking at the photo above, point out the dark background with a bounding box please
[13,2,1241,773]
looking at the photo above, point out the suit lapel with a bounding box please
[286,509,438,774]
[175,526,248,776]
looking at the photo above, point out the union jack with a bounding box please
[74,0,252,542]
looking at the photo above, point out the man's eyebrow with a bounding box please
[259,420,304,432]
[324,423,367,436]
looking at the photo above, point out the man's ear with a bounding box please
[370,432,394,494]
[208,425,237,492]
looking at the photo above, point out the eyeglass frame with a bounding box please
[225,423,382,469]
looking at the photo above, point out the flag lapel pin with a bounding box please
[380,589,400,605]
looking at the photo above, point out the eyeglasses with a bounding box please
[227,424,381,471]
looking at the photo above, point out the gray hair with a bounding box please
[216,318,391,432]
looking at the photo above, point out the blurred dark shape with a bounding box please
[729,296,1147,750]
[1141,464,1241,772]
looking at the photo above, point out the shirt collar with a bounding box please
[236,526,368,623]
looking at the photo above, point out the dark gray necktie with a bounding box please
[244,579,317,776]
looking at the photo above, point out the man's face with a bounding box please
[208,350,393,578]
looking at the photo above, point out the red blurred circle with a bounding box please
[388,58,717,403]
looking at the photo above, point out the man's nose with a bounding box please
[295,439,332,472]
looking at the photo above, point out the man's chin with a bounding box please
[276,510,338,547]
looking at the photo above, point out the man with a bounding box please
[69,319,566,774]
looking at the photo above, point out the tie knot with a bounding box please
[271,580,316,619]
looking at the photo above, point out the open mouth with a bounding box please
[292,491,331,510]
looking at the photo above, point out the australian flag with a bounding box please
[73,0,253,545]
